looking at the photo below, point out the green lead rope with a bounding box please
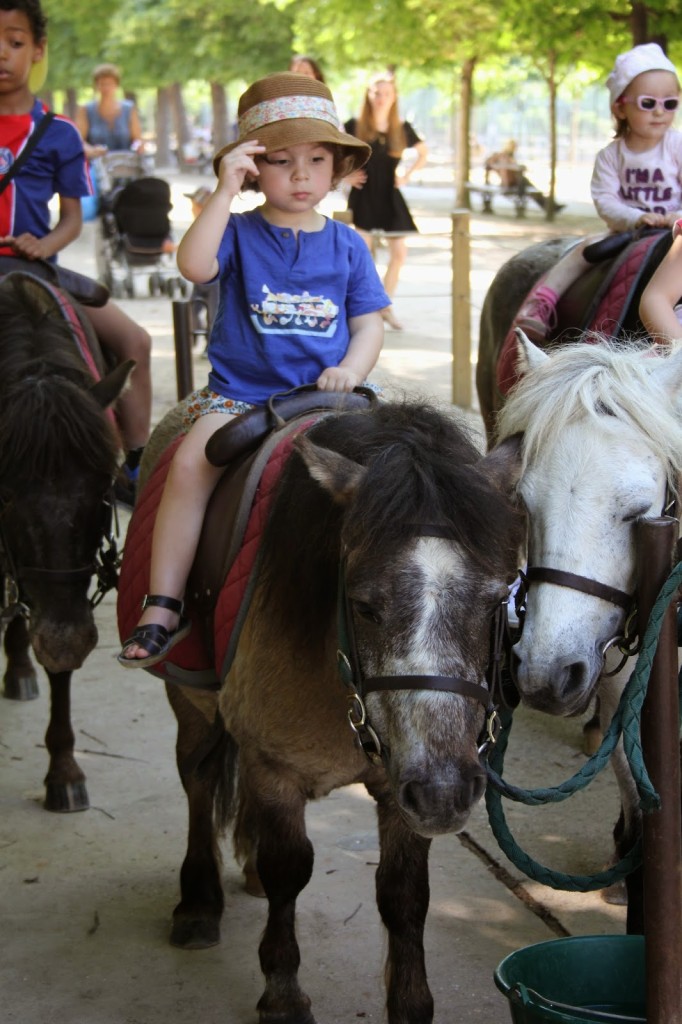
[485,560,682,892]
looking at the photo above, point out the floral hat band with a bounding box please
[239,95,342,136]
[212,72,370,176]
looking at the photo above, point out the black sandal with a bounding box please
[117,594,191,669]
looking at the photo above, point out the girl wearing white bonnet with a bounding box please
[496,41,682,393]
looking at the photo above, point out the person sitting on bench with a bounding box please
[484,139,558,212]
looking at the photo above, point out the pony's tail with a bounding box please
[212,728,239,834]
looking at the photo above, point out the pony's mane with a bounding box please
[496,339,682,487]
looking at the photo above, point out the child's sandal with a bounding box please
[117,594,190,669]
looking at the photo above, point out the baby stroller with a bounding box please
[93,151,188,300]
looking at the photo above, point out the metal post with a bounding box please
[450,210,471,410]
[636,516,682,1024]
[172,299,194,400]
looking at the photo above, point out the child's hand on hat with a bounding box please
[217,140,266,195]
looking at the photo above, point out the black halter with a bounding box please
[0,488,121,621]
[335,526,501,766]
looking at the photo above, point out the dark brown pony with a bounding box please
[140,398,524,1024]
[0,271,131,810]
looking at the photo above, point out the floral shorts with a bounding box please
[182,386,256,430]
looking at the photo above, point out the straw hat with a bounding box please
[212,73,370,176]
[607,43,678,107]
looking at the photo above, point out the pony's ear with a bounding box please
[90,359,135,409]
[515,328,550,376]
[295,434,366,504]
[480,433,523,491]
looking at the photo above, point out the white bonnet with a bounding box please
[607,42,678,106]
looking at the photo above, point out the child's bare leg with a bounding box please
[120,413,225,660]
[514,234,605,339]
[85,300,152,451]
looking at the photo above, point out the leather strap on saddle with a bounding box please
[206,384,379,466]
[0,255,109,307]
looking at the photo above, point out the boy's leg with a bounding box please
[119,413,226,662]
[84,300,152,452]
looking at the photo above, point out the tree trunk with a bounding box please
[154,86,173,169]
[455,57,476,208]
[546,53,558,222]
[63,87,78,121]
[170,82,192,170]
[210,81,230,151]
[630,1,648,44]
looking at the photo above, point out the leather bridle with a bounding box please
[513,564,638,678]
[335,525,502,766]
[0,488,121,624]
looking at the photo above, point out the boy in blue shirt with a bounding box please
[0,0,151,495]
[119,72,389,666]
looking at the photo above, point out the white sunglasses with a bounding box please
[621,95,680,112]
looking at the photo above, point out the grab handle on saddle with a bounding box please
[205,385,378,467]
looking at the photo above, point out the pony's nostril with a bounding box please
[562,660,588,696]
[399,780,424,816]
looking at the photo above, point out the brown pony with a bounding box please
[133,398,524,1024]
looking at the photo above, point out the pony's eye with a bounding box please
[352,600,382,625]
[622,505,651,523]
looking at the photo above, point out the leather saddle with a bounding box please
[549,227,673,345]
[189,385,378,630]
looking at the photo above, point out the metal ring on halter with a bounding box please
[478,708,501,755]
[601,634,629,676]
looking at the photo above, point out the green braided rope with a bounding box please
[485,560,682,891]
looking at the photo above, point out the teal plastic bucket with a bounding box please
[494,935,645,1024]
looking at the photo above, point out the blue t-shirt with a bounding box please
[0,99,91,259]
[207,210,390,403]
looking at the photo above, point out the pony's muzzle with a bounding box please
[397,761,486,834]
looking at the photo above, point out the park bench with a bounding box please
[464,180,529,217]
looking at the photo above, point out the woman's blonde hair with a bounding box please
[355,72,406,157]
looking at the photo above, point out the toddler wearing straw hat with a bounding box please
[119,72,390,668]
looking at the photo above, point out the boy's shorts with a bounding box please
[182,386,255,430]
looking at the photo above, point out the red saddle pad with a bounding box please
[117,432,296,687]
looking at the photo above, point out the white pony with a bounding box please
[498,334,682,712]
[495,334,682,921]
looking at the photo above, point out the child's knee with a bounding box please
[126,325,151,364]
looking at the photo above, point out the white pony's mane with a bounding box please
[496,339,682,488]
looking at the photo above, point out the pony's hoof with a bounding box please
[44,780,89,812]
[601,879,627,906]
[170,914,221,949]
[257,995,315,1024]
[581,725,603,756]
[3,671,39,701]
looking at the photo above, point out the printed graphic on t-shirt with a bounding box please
[620,166,674,214]
[0,148,14,174]
[250,283,339,337]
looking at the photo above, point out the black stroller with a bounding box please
[94,151,188,299]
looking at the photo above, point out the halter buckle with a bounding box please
[347,692,383,765]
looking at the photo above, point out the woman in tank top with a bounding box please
[75,62,143,159]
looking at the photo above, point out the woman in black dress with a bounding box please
[345,72,428,329]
